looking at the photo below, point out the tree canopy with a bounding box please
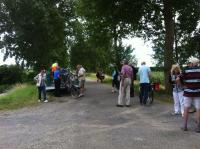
[0,0,199,90]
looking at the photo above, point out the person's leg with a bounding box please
[42,86,47,101]
[139,83,144,105]
[130,79,134,97]
[178,91,184,116]
[79,80,85,97]
[112,79,115,92]
[57,79,61,96]
[117,81,124,106]
[54,79,60,97]
[54,79,58,96]
[173,91,180,114]
[182,97,192,130]
[125,78,131,106]
[115,79,120,90]
[143,83,149,105]
[194,98,200,132]
[38,87,42,101]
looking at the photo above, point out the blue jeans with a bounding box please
[38,86,46,100]
[139,83,150,105]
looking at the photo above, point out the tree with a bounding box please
[0,0,74,69]
[77,0,143,68]
[138,0,200,92]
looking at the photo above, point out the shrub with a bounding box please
[0,65,23,85]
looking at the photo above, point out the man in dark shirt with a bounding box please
[177,57,200,132]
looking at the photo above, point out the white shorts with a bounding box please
[184,97,200,109]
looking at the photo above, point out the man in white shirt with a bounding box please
[77,64,86,97]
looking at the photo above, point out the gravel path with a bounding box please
[0,80,200,149]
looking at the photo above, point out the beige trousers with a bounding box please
[118,78,132,106]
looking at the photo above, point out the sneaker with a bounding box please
[171,112,179,116]
[116,104,123,107]
[78,94,84,98]
[195,124,200,133]
[44,100,48,103]
[180,126,188,131]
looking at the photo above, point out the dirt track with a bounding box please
[0,80,200,149]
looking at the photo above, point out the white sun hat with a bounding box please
[188,56,199,65]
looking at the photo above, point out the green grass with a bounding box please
[0,84,38,110]
[86,73,112,84]
[0,84,11,94]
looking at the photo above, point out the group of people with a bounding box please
[34,56,200,132]
[113,57,200,133]
[115,60,150,107]
[34,63,86,102]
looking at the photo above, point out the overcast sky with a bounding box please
[123,37,155,67]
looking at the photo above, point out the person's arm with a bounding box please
[34,74,39,81]
[148,67,152,78]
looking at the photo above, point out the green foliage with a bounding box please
[0,84,37,110]
[142,0,200,66]
[74,0,140,70]
[151,71,164,85]
[0,65,23,84]
[0,0,74,68]
[0,84,11,93]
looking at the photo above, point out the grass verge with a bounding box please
[86,73,112,84]
[0,84,38,110]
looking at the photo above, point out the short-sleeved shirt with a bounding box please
[180,66,200,97]
[138,65,151,83]
[121,65,133,78]
[78,67,86,81]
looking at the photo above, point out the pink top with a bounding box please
[121,65,133,78]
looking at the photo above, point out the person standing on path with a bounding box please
[53,66,61,97]
[77,64,86,97]
[169,64,184,116]
[130,63,137,97]
[138,61,151,105]
[117,60,133,107]
[34,67,48,103]
[177,57,200,132]
[112,66,119,93]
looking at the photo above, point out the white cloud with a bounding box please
[123,37,155,67]
[0,53,16,65]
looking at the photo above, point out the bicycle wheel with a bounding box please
[146,90,154,105]
[71,86,79,98]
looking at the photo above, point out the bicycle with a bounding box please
[139,83,154,105]
[69,73,80,99]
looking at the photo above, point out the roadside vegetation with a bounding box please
[0,84,37,110]
[0,70,171,111]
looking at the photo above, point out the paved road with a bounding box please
[0,81,200,149]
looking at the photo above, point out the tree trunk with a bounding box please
[174,15,179,63]
[163,0,174,94]
[113,24,120,69]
